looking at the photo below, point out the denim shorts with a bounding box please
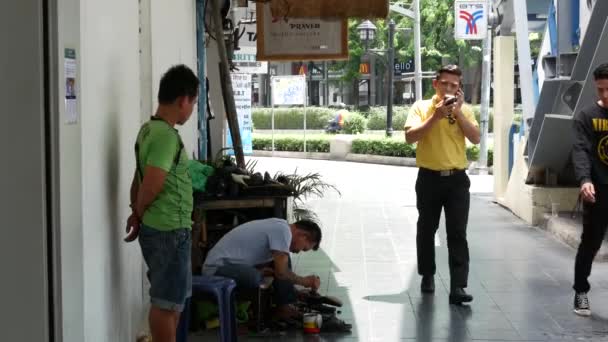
[138,224,192,312]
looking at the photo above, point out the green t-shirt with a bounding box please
[135,118,193,231]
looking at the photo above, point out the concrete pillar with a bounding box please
[493,36,515,199]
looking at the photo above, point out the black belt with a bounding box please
[419,167,466,177]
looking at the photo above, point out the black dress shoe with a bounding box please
[449,288,473,305]
[421,276,435,293]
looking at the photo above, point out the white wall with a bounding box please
[56,0,85,340]
[1,0,200,341]
[150,0,199,157]
[78,0,199,341]
[80,0,146,340]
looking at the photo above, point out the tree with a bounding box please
[334,0,484,104]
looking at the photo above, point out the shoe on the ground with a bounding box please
[449,288,473,305]
[273,304,302,321]
[421,276,435,293]
[574,292,591,317]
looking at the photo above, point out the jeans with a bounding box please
[138,225,192,312]
[213,257,297,306]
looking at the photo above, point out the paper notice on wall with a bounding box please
[64,48,78,124]
[226,74,253,155]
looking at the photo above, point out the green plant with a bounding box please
[273,170,341,205]
[343,112,367,134]
[466,145,494,166]
[351,139,416,157]
[466,145,479,162]
[471,105,494,133]
[252,137,330,153]
[251,107,335,130]
[366,106,409,131]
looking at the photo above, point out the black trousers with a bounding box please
[415,168,471,288]
[574,184,608,293]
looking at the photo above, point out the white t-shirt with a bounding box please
[202,218,292,274]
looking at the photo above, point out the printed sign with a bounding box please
[233,48,268,74]
[394,59,415,75]
[64,48,78,124]
[226,74,253,155]
[454,0,488,40]
[271,76,306,106]
[232,3,268,74]
[256,2,348,61]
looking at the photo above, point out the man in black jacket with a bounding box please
[572,63,608,317]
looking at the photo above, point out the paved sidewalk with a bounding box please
[193,157,608,342]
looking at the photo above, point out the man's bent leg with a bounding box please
[444,172,471,288]
[215,264,264,289]
[415,170,443,277]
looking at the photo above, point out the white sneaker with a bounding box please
[574,292,591,317]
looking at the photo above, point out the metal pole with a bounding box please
[370,54,376,106]
[413,0,423,101]
[323,61,329,105]
[304,80,308,153]
[479,15,492,169]
[195,0,207,160]
[387,19,395,137]
[271,105,275,152]
[271,76,275,153]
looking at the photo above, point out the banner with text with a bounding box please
[226,74,253,155]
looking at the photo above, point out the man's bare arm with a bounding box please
[405,117,440,144]
[134,166,168,218]
[129,170,139,210]
[454,110,480,144]
[272,252,305,286]
[405,101,448,144]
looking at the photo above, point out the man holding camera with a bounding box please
[404,64,480,305]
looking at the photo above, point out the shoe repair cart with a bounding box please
[191,192,292,274]
[186,162,297,338]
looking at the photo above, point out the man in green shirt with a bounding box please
[125,64,198,342]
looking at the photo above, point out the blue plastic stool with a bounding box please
[176,275,238,342]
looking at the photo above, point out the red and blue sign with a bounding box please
[454,1,487,40]
[459,9,484,34]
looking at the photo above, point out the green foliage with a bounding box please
[253,134,492,165]
[334,0,483,95]
[471,105,494,133]
[343,112,368,134]
[252,137,330,153]
[466,145,494,166]
[351,139,416,157]
[366,106,409,130]
[272,171,341,205]
[466,145,479,162]
[251,107,334,130]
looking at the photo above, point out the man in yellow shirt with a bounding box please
[404,64,480,305]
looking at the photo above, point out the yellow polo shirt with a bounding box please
[404,96,479,171]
